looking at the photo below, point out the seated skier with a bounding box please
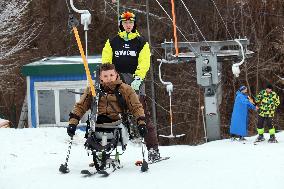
[67,63,159,159]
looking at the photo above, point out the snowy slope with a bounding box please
[1,128,284,189]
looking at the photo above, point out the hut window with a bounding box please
[38,90,56,124]
[59,89,76,122]
[34,80,88,127]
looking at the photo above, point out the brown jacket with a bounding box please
[69,79,145,126]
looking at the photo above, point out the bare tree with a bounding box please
[0,0,40,61]
[0,0,42,125]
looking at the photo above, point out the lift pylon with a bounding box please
[159,38,253,141]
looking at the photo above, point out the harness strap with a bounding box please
[114,85,127,113]
[92,84,135,139]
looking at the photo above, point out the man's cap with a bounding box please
[239,85,247,92]
[266,83,273,90]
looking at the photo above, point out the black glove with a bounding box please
[67,124,76,137]
[138,124,148,138]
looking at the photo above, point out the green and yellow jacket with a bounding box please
[102,30,150,79]
[255,90,280,117]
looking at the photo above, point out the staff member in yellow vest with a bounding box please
[101,11,160,162]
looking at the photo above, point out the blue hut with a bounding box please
[21,56,101,128]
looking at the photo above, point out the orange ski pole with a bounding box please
[72,26,96,96]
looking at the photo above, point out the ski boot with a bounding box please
[255,134,265,143]
[239,136,247,141]
[268,135,278,143]
[148,148,160,162]
[230,134,238,141]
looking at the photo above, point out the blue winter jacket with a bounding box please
[230,91,256,137]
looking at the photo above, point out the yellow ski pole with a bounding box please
[72,26,96,97]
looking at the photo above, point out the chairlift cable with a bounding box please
[65,0,71,14]
[179,0,210,47]
[154,0,199,55]
[146,0,158,128]
[65,0,72,56]
[153,0,188,41]
[116,0,120,26]
[211,0,233,39]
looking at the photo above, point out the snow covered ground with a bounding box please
[1,128,284,189]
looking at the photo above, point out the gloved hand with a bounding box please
[67,124,76,137]
[138,124,148,138]
[131,76,143,91]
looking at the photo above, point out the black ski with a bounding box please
[149,156,170,164]
[230,137,247,144]
[81,168,119,177]
[254,136,279,145]
[268,139,279,143]
[254,141,263,145]
[97,170,110,177]
[97,167,121,177]
[136,156,170,166]
[253,138,266,145]
[80,169,97,177]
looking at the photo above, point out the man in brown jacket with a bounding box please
[67,64,160,161]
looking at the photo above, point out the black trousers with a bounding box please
[120,73,159,150]
[257,116,273,131]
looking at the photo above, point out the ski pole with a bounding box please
[59,136,73,173]
[201,106,208,143]
[140,139,148,172]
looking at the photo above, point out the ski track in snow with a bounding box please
[1,128,284,189]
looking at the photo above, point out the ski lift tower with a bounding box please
[159,39,253,141]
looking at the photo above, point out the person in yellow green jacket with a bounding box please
[255,84,280,143]
[102,11,160,162]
